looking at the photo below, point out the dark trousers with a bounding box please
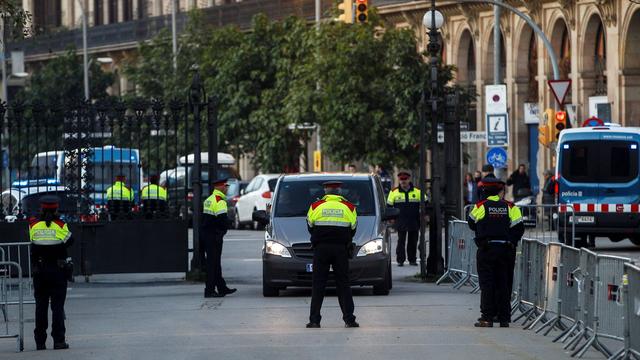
[33,263,67,345]
[397,230,418,264]
[309,243,356,324]
[476,244,515,322]
[203,236,227,293]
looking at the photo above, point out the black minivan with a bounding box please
[257,173,398,297]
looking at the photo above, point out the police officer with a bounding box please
[201,178,237,298]
[306,181,359,328]
[386,171,423,266]
[105,175,133,218]
[141,174,167,218]
[29,196,73,350]
[467,178,524,328]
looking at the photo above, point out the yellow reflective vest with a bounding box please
[307,194,357,229]
[141,184,167,201]
[29,219,71,245]
[106,181,133,201]
[203,189,228,216]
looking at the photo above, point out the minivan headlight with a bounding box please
[265,240,292,258]
[357,239,383,257]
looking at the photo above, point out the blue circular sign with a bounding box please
[486,147,508,169]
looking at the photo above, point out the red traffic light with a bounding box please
[555,111,567,131]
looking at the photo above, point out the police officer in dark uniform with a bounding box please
[28,196,73,350]
[306,181,359,328]
[201,178,237,298]
[467,178,524,328]
[386,171,423,266]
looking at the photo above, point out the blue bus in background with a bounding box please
[13,146,143,207]
[556,126,640,247]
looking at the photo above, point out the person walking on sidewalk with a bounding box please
[467,178,524,328]
[386,171,423,266]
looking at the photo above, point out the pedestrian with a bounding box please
[386,171,423,266]
[140,174,168,218]
[29,196,73,350]
[541,169,556,205]
[463,173,478,206]
[473,170,482,184]
[467,178,524,328]
[105,174,133,219]
[477,164,496,200]
[506,164,531,201]
[201,178,237,298]
[306,181,358,329]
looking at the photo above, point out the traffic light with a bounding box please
[553,111,567,140]
[538,108,554,147]
[338,0,354,23]
[355,0,368,23]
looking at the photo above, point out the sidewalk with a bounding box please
[0,266,604,359]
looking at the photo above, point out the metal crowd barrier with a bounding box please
[518,204,576,245]
[0,243,34,305]
[0,261,24,352]
[441,214,640,360]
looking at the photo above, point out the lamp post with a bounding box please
[423,4,445,276]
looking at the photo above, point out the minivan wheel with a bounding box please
[253,208,265,231]
[373,265,391,296]
[234,210,243,230]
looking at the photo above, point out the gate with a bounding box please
[0,89,218,276]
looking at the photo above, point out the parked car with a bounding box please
[226,178,248,227]
[159,152,240,223]
[234,174,279,230]
[255,173,399,297]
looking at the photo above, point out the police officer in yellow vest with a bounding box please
[29,196,73,350]
[201,178,237,298]
[386,171,424,266]
[467,178,524,328]
[105,175,133,218]
[141,174,167,217]
[306,181,359,329]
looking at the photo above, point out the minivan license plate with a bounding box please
[306,264,313,272]
[570,216,595,224]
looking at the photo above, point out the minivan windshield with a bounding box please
[274,179,376,217]
[561,140,639,183]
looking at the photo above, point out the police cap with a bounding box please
[322,180,343,189]
[40,195,60,210]
[397,171,411,180]
[212,178,229,186]
[478,177,505,189]
[481,164,494,172]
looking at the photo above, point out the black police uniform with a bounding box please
[387,184,421,265]
[467,179,524,327]
[29,197,73,350]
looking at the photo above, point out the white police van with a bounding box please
[556,125,640,246]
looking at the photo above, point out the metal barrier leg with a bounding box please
[572,334,613,359]
[554,320,580,343]
[565,328,588,350]
[524,309,547,330]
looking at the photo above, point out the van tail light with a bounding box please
[261,191,272,199]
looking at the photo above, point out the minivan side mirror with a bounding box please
[252,210,269,226]
[383,207,400,221]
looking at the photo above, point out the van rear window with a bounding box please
[561,140,638,183]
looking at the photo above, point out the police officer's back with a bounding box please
[141,174,168,218]
[105,175,133,219]
[29,196,73,350]
[467,178,524,328]
[306,181,359,329]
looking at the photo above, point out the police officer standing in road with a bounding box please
[29,196,73,350]
[201,178,237,298]
[306,181,359,328]
[387,171,423,266]
[467,178,524,328]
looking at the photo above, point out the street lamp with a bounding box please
[422,3,445,277]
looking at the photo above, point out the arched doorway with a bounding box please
[582,14,609,122]
[623,10,640,126]
[456,30,475,86]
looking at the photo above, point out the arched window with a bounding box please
[527,32,538,101]
[594,23,607,95]
[467,39,476,86]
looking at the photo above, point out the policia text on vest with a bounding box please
[467,178,524,328]
[306,181,359,329]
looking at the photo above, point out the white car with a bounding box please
[234,174,280,230]
[1,185,70,221]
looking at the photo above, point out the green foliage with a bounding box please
[17,49,114,106]
[124,9,476,173]
[1,0,31,40]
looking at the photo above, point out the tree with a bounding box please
[17,48,114,106]
[1,0,31,42]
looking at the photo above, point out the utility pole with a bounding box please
[172,0,177,72]
[81,0,89,101]
[1,16,7,103]
[494,0,501,85]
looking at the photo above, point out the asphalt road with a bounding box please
[0,229,614,359]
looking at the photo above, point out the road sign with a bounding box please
[486,147,508,169]
[486,113,509,147]
[437,131,487,143]
[485,85,507,115]
[582,116,604,127]
[548,80,572,106]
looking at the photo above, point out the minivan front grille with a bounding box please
[291,243,314,259]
